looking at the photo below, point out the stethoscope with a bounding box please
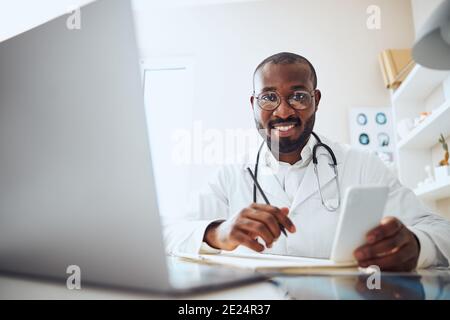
[252,132,341,212]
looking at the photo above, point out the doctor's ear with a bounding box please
[250,95,255,110]
[314,89,321,111]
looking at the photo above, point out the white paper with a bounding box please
[176,251,356,271]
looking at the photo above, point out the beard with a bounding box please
[255,114,315,155]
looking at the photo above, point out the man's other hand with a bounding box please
[354,217,420,272]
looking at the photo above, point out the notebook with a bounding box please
[175,251,358,274]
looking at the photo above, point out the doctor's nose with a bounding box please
[272,98,296,119]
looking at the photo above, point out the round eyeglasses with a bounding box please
[253,90,316,111]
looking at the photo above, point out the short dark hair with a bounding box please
[253,52,318,91]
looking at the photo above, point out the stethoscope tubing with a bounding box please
[252,131,341,211]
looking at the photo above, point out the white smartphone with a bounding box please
[330,185,389,263]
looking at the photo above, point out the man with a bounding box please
[164,52,450,271]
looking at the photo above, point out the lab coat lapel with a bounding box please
[244,143,290,208]
[254,161,291,207]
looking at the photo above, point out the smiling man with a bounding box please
[164,52,450,271]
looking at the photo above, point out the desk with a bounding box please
[272,269,450,299]
[1,258,449,300]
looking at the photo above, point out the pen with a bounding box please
[246,167,288,237]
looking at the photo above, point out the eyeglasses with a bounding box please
[253,90,317,111]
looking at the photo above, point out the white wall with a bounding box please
[411,0,445,38]
[134,0,415,145]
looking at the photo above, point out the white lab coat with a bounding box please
[163,135,450,268]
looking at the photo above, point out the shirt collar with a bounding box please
[264,134,317,172]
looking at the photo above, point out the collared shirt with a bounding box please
[264,135,317,203]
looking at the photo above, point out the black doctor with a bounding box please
[203,52,420,272]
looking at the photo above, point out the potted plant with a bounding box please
[434,134,450,182]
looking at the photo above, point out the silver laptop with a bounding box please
[0,0,262,294]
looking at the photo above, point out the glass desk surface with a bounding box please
[169,257,450,300]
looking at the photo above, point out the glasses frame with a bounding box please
[252,89,317,111]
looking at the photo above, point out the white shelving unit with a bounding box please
[397,100,450,149]
[415,177,450,201]
[392,65,450,103]
[391,64,450,217]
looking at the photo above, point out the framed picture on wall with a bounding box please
[348,107,395,164]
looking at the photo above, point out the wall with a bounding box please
[410,0,445,38]
[134,0,415,145]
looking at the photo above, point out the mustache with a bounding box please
[268,116,301,128]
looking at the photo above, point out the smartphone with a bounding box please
[330,185,389,263]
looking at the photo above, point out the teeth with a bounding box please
[274,125,295,132]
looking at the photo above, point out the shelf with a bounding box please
[414,178,450,201]
[392,65,450,104]
[397,100,450,149]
